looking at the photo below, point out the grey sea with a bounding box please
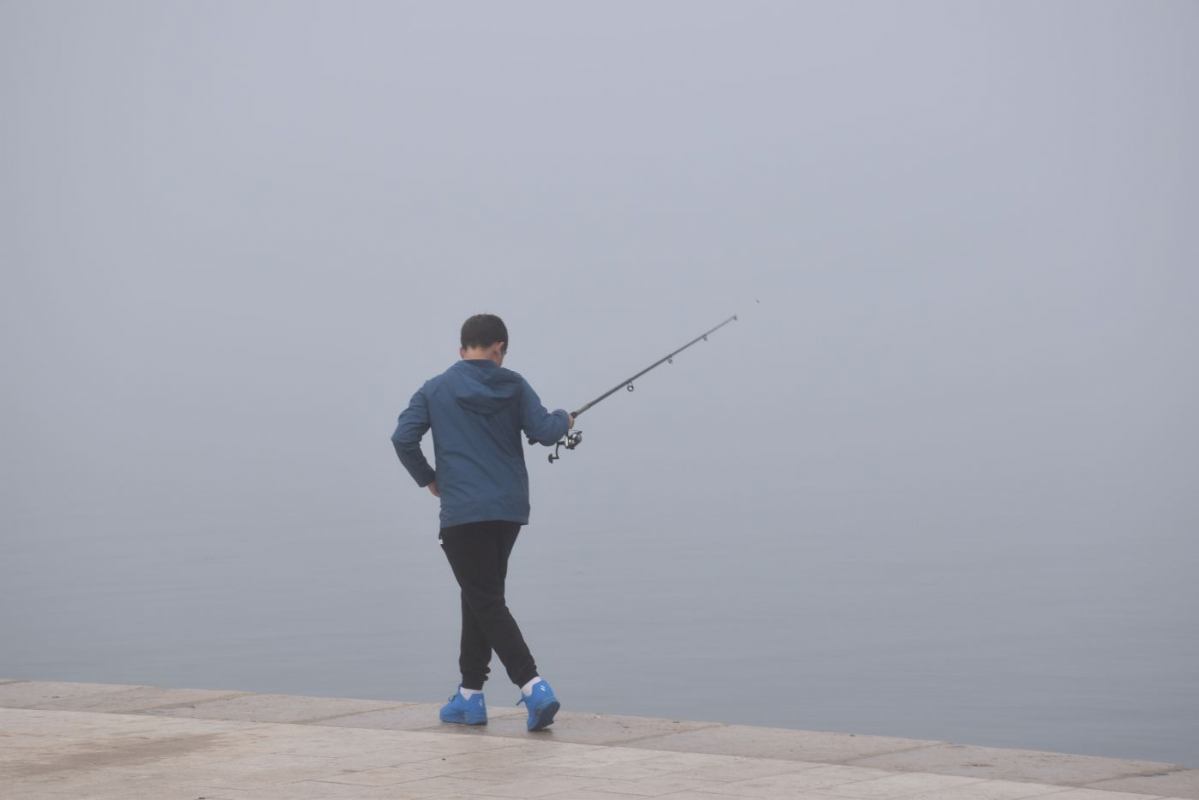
[4,487,1196,767]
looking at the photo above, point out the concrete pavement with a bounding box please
[1,679,1195,799]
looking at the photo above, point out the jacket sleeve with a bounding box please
[520,378,570,446]
[391,388,437,487]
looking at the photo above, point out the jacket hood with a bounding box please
[451,359,522,416]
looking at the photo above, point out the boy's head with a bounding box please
[460,314,508,365]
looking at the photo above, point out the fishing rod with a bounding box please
[542,314,739,463]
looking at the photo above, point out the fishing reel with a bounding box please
[548,430,583,463]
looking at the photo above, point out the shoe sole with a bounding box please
[528,699,559,732]
[440,715,487,726]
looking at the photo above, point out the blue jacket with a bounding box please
[391,359,571,529]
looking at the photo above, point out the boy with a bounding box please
[391,313,572,731]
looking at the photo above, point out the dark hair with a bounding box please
[460,314,509,353]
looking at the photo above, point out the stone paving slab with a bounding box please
[1087,773,1199,799]
[451,709,725,746]
[519,748,822,783]
[34,685,252,713]
[701,763,900,796]
[851,743,1184,787]
[0,680,150,708]
[1034,792,1183,800]
[142,691,408,724]
[625,722,945,763]
[873,777,1084,800]
[318,702,526,731]
[319,703,724,747]
[2,708,547,798]
[819,770,995,798]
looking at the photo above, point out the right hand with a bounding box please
[567,414,575,430]
[427,480,440,497]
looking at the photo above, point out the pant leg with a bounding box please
[456,524,522,689]
[439,524,493,689]
[440,520,538,688]
[457,590,491,690]
[495,524,519,582]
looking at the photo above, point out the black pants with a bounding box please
[439,520,538,690]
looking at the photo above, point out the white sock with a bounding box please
[520,677,543,696]
[459,687,481,699]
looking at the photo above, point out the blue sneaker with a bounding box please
[440,688,487,725]
[516,679,560,731]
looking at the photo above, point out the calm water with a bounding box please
[3,490,1196,767]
